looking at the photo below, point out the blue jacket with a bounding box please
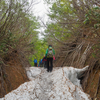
[34,59,37,63]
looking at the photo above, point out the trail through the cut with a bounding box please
[0,66,91,100]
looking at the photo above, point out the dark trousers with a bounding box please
[34,63,37,67]
[44,61,47,68]
[47,58,53,72]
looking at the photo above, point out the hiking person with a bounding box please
[34,59,37,67]
[42,56,47,68]
[45,45,55,72]
[38,59,43,67]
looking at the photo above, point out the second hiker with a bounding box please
[45,45,55,72]
[34,59,37,67]
[42,56,47,68]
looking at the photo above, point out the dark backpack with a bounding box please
[47,47,53,58]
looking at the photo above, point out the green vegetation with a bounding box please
[0,0,100,65]
[29,39,48,66]
[45,0,76,42]
[0,0,41,64]
[44,0,100,60]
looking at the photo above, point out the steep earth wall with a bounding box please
[0,50,30,98]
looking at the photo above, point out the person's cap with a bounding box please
[49,45,52,47]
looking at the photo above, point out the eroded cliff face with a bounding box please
[0,51,29,98]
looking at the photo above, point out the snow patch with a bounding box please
[0,66,91,100]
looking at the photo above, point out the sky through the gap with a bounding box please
[31,0,49,39]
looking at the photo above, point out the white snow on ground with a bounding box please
[0,66,91,100]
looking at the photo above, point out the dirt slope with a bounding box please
[0,51,29,98]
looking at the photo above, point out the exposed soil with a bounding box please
[0,51,29,98]
[84,67,100,100]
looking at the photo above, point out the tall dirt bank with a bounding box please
[0,50,30,98]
